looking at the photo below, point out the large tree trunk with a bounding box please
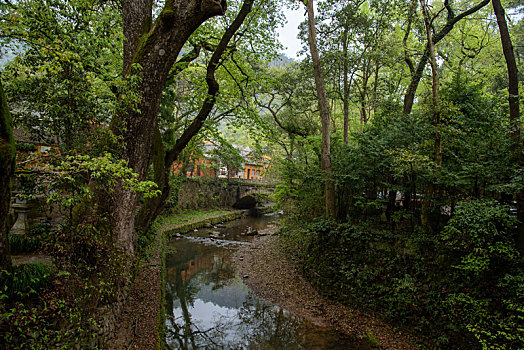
[402,0,490,114]
[420,0,442,228]
[492,0,524,252]
[122,0,153,75]
[134,127,170,235]
[0,78,15,272]
[112,0,227,255]
[305,0,336,218]
[134,0,255,235]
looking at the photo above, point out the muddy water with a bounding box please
[165,215,364,349]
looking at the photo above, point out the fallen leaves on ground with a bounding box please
[233,234,420,350]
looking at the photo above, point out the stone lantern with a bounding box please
[10,194,32,236]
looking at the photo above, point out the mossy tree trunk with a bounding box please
[109,0,228,256]
[117,0,255,246]
[0,78,15,272]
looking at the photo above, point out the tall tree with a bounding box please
[492,0,524,251]
[304,0,336,218]
[317,0,365,143]
[340,9,353,144]
[419,0,442,227]
[0,77,14,272]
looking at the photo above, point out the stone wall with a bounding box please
[177,178,274,210]
[177,178,240,209]
[94,288,128,348]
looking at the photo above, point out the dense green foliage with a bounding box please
[280,201,523,348]
[1,262,53,301]
[0,263,98,348]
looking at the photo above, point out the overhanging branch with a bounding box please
[165,0,255,166]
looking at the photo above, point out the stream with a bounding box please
[164,214,365,349]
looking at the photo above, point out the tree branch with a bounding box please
[166,44,202,82]
[165,0,255,167]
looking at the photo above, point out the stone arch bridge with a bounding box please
[176,178,276,210]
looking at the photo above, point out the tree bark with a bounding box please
[402,0,490,114]
[492,0,524,252]
[342,25,350,144]
[0,78,15,272]
[493,0,520,155]
[112,0,228,255]
[123,0,153,75]
[134,126,170,235]
[359,61,370,128]
[305,0,336,218]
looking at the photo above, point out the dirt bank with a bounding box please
[233,233,420,350]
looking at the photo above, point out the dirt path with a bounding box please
[233,234,420,350]
[11,254,53,266]
[157,210,245,235]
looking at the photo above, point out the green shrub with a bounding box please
[439,200,523,348]
[9,234,41,253]
[0,263,54,300]
[441,200,518,274]
[0,268,97,349]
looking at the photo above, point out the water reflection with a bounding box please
[165,217,365,350]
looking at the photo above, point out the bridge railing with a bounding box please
[238,178,277,187]
[182,176,276,187]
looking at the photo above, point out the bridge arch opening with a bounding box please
[232,195,258,209]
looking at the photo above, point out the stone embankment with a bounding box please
[158,209,246,236]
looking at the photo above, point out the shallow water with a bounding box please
[165,215,367,349]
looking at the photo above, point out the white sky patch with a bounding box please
[277,6,306,59]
